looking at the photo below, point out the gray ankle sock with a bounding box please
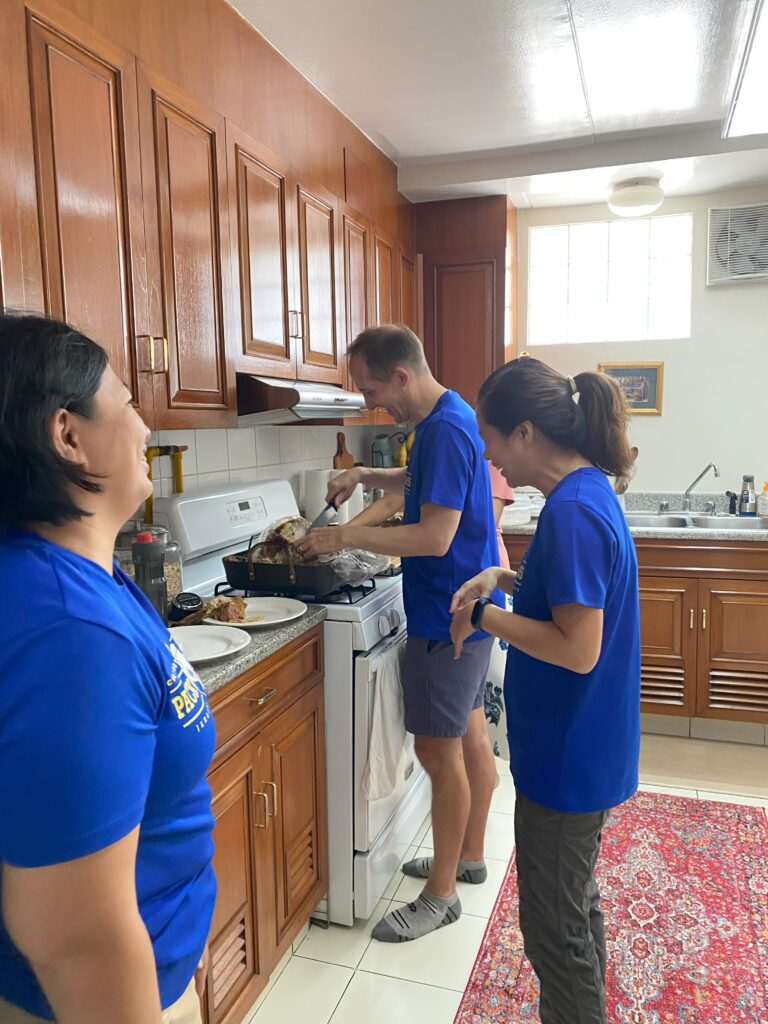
[402,855,488,884]
[372,889,462,942]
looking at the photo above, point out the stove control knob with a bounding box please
[378,615,390,637]
[388,609,401,630]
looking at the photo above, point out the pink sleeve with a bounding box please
[488,463,514,502]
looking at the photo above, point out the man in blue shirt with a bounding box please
[297,325,502,942]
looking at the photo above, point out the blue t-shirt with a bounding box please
[402,389,503,641]
[504,468,640,813]
[0,529,217,1018]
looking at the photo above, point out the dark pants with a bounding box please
[514,791,609,1024]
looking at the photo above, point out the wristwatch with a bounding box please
[470,597,492,630]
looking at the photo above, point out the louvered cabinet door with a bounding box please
[696,580,768,723]
[258,685,328,956]
[206,738,266,1024]
[638,577,698,715]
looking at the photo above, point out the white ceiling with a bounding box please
[230,0,768,205]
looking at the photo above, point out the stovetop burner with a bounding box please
[213,578,377,605]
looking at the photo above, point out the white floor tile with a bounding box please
[249,956,353,1024]
[358,900,488,991]
[242,947,293,1023]
[295,899,387,969]
[637,783,698,797]
[419,810,516,862]
[697,790,768,808]
[392,855,510,918]
[329,971,462,1024]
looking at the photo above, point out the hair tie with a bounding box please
[567,376,580,403]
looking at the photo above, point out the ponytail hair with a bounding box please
[477,356,636,488]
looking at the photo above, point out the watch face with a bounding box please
[174,592,202,611]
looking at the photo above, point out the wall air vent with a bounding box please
[707,202,768,284]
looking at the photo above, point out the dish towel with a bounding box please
[363,641,412,800]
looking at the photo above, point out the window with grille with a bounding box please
[527,214,693,345]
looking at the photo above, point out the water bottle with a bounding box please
[738,475,757,517]
[758,482,768,519]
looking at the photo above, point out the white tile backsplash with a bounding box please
[227,427,257,470]
[195,429,230,474]
[157,425,380,510]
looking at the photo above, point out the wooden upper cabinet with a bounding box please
[372,232,398,326]
[294,180,342,384]
[638,577,698,716]
[696,580,768,723]
[258,685,327,956]
[341,206,371,349]
[226,125,296,380]
[399,248,418,332]
[138,65,235,428]
[206,738,266,1024]
[24,3,152,415]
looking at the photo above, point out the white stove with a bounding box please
[153,483,430,927]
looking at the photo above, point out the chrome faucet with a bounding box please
[682,462,720,511]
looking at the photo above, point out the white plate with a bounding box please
[169,625,251,664]
[203,596,308,630]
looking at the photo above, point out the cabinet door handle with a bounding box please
[702,608,707,630]
[160,335,168,373]
[254,791,269,829]
[689,608,695,630]
[264,781,278,819]
[289,310,300,338]
[246,687,277,707]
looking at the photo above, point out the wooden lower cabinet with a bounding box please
[504,534,768,724]
[697,580,768,723]
[203,628,327,1024]
[638,576,698,715]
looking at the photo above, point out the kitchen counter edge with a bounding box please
[197,606,328,695]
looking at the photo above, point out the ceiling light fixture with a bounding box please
[724,0,768,137]
[607,178,665,218]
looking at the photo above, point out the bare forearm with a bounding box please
[480,605,591,673]
[343,521,445,558]
[29,922,162,1024]
[357,466,407,494]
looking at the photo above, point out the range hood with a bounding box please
[236,374,366,425]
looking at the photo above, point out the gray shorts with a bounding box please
[402,635,494,738]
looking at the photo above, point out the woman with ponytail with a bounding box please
[450,356,640,1024]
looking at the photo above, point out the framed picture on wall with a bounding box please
[597,361,664,415]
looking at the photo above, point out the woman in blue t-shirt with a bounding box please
[0,313,216,1024]
[450,356,640,1024]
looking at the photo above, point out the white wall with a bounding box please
[148,424,382,512]
[517,186,768,493]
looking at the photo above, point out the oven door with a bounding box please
[353,625,421,852]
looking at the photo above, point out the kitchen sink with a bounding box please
[623,513,689,528]
[690,515,768,531]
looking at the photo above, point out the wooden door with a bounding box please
[138,65,235,428]
[696,579,768,723]
[226,124,296,379]
[399,248,417,331]
[257,685,328,959]
[372,232,398,326]
[206,737,267,1024]
[294,180,343,384]
[24,3,153,417]
[424,254,499,405]
[638,576,698,715]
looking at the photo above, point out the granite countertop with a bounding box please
[196,606,327,696]
[502,522,768,542]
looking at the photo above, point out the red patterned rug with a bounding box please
[454,791,768,1023]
